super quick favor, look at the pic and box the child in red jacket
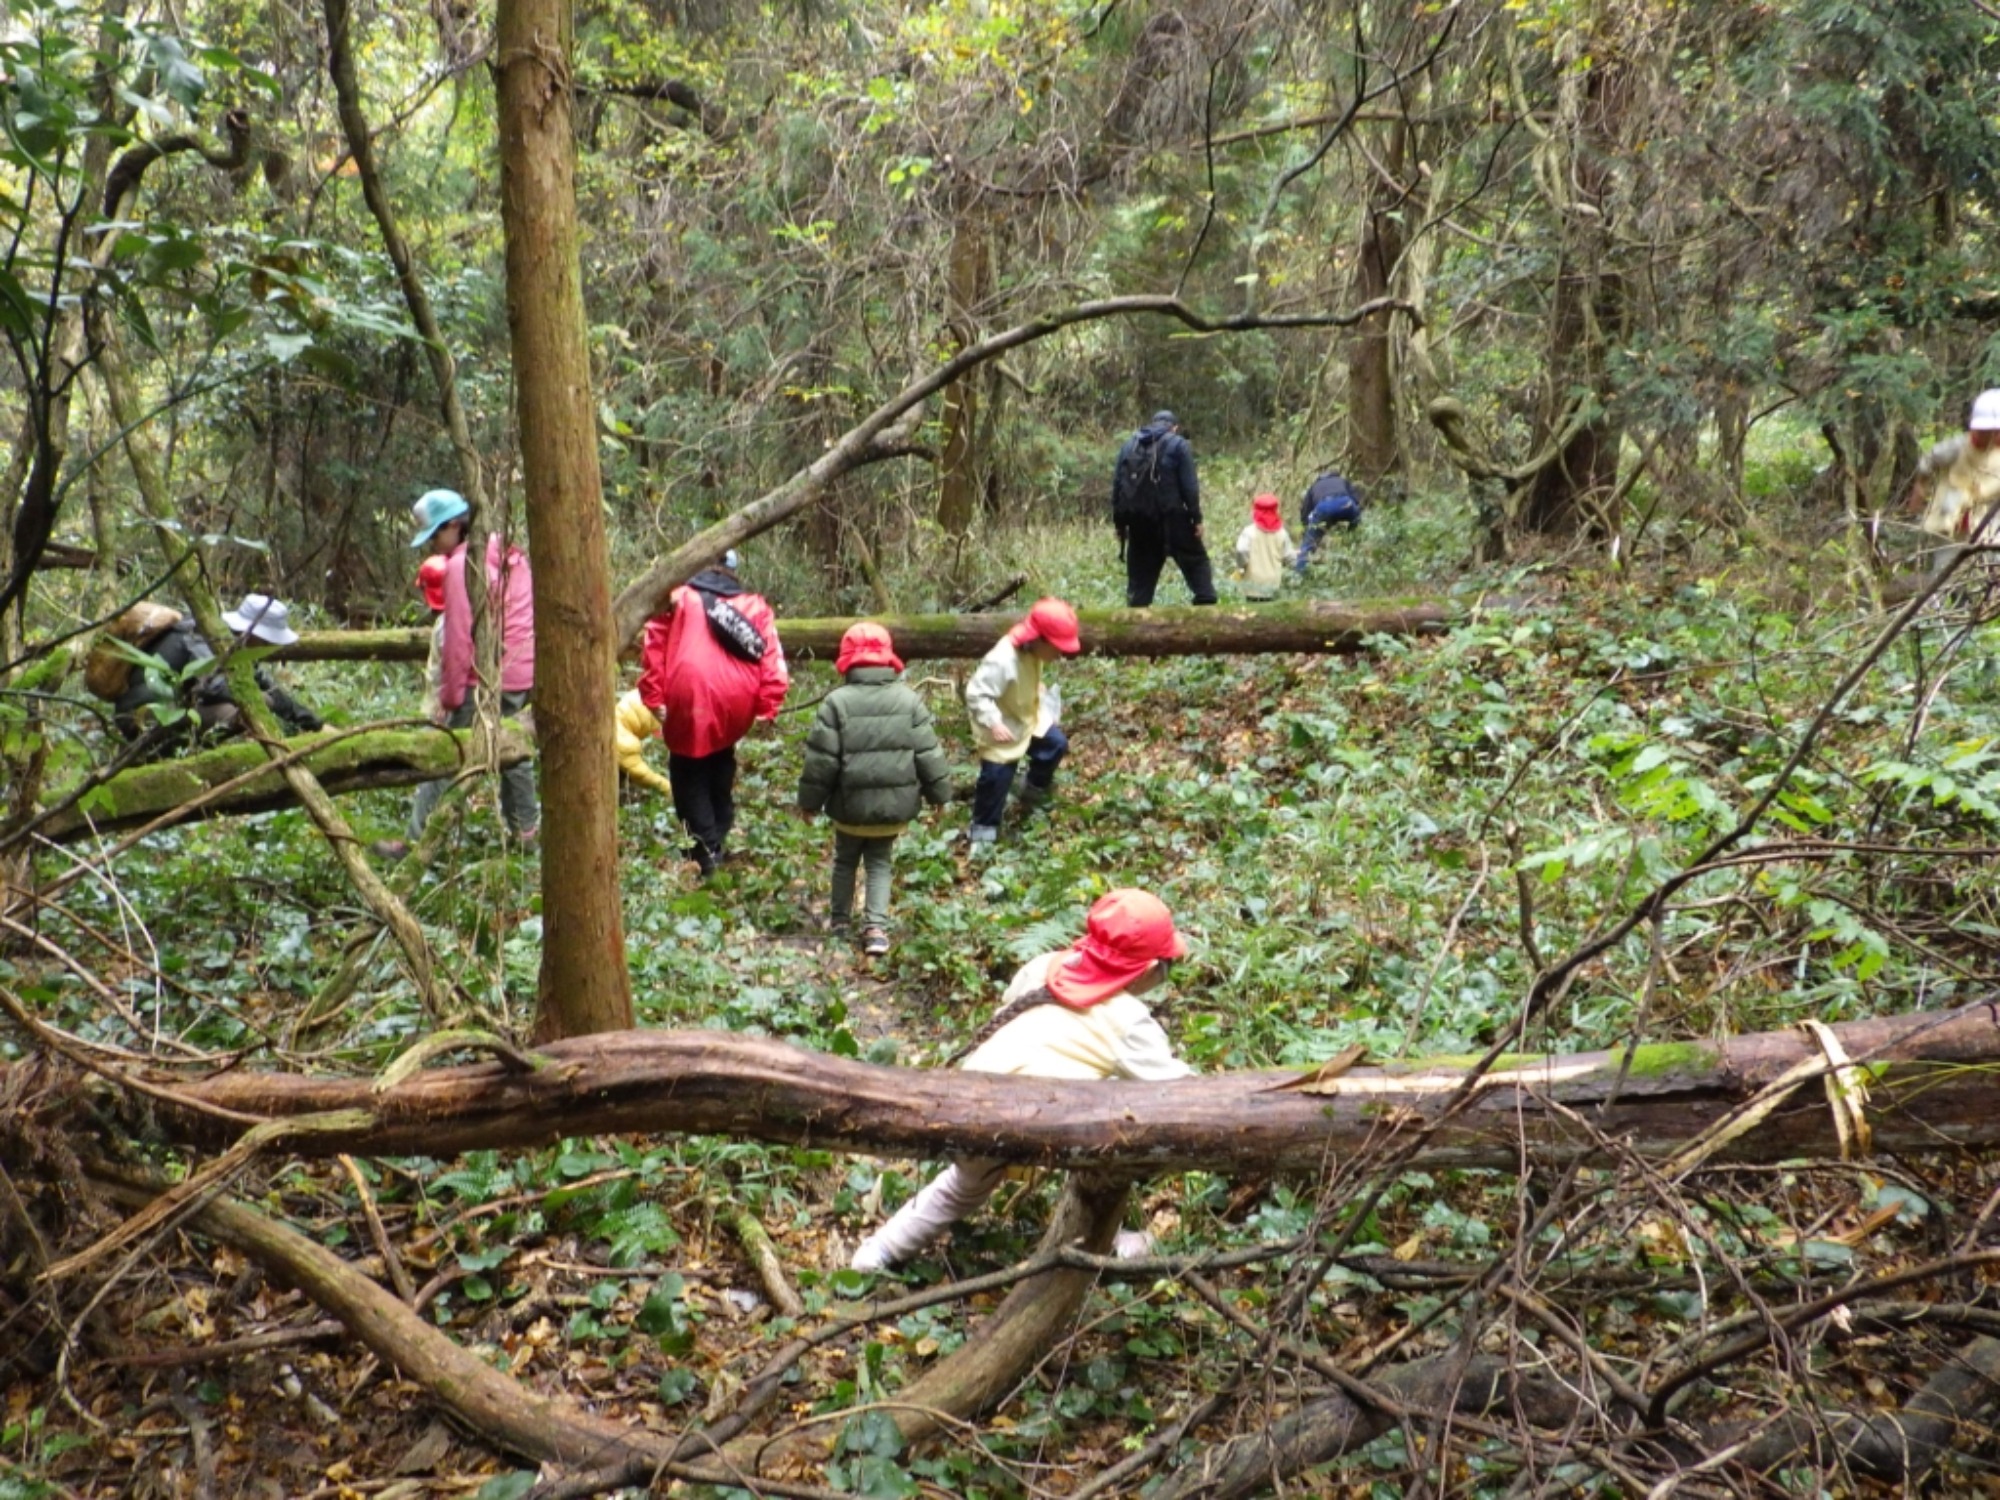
[637,551,789,874]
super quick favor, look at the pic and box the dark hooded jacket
[1111,421,1201,528]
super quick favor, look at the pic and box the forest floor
[9,509,2000,1497]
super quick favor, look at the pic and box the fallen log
[34,724,534,842]
[116,1002,2000,1173]
[275,598,1462,666]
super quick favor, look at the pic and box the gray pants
[831,831,897,929]
[410,690,537,838]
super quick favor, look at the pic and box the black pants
[668,746,737,869]
[1125,513,1217,606]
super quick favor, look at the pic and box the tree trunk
[1345,118,1408,488]
[101,1001,2000,1174]
[279,598,1460,667]
[935,195,992,561]
[1513,62,1627,547]
[496,0,633,1039]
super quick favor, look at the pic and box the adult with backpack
[638,549,790,876]
[1294,469,1365,574]
[91,595,322,750]
[1111,410,1218,607]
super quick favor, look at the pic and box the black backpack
[1114,429,1170,525]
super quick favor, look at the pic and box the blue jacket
[1300,472,1364,530]
[1112,423,1201,527]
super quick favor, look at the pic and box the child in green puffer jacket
[797,622,954,956]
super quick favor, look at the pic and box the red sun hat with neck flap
[1009,596,1082,655]
[1252,492,1283,532]
[1047,889,1189,1009]
[835,621,903,674]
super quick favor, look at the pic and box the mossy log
[277,598,1462,667]
[109,1001,2000,1173]
[36,725,534,842]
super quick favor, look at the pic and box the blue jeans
[971,725,1067,830]
[1296,497,1361,573]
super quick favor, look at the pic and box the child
[964,597,1081,845]
[613,687,672,797]
[850,888,1193,1271]
[416,551,449,727]
[1234,492,1297,601]
[797,622,952,956]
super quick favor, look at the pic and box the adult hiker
[850,888,1193,1272]
[1910,388,2000,549]
[637,549,790,876]
[216,593,324,735]
[1111,410,1217,607]
[94,595,322,747]
[406,488,540,846]
[796,621,953,957]
[1234,491,1297,601]
[964,596,1079,846]
[1294,469,1364,574]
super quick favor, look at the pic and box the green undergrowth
[10,500,2000,1496]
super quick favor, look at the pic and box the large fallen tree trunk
[276,599,1459,667]
[110,1001,2000,1172]
[34,724,534,842]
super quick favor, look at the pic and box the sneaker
[369,838,411,863]
[850,1237,893,1273]
[966,824,999,845]
[862,926,890,957]
[511,825,539,849]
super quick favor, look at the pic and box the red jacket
[637,573,789,758]
[440,536,535,711]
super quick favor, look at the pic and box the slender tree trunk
[1514,61,1626,546]
[1345,119,1408,487]
[936,193,991,558]
[496,0,633,1039]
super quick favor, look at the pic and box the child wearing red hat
[797,622,953,955]
[963,597,1081,846]
[1234,492,1297,601]
[415,553,449,726]
[851,889,1193,1271]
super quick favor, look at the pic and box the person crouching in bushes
[964,596,1081,846]
[1235,491,1297,601]
[850,888,1193,1271]
[796,622,952,957]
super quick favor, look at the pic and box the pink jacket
[636,576,788,758]
[440,536,535,711]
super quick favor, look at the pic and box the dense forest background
[6,0,2000,1496]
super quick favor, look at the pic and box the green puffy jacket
[797,667,953,830]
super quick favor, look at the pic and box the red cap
[1252,492,1282,532]
[1047,890,1188,1009]
[417,554,448,612]
[1010,597,1082,655]
[835,620,903,675]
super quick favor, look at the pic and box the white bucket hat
[1970,389,2000,431]
[223,593,301,647]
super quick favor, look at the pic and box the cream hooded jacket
[964,635,1060,766]
[961,952,1191,1081]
